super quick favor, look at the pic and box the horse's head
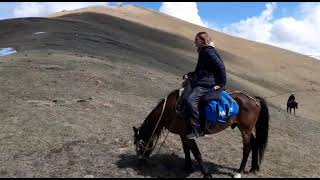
[133,98,168,160]
[133,126,156,160]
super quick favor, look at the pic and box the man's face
[194,36,203,48]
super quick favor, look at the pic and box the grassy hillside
[0,5,319,177]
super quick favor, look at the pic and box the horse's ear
[133,126,138,135]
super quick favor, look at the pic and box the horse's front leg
[294,108,296,116]
[185,138,212,178]
[180,136,194,174]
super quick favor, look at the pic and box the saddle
[203,91,240,123]
[176,88,240,126]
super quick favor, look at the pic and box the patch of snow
[0,47,17,57]
[33,32,47,35]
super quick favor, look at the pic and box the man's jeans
[180,81,211,122]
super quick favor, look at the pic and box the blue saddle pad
[205,91,240,123]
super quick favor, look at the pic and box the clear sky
[0,2,319,59]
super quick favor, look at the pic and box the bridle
[137,97,167,159]
[136,83,185,159]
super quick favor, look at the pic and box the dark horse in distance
[287,100,298,116]
[133,78,270,178]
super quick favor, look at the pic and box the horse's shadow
[115,153,237,178]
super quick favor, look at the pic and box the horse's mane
[139,89,180,142]
[140,98,167,139]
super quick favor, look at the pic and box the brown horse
[133,84,269,178]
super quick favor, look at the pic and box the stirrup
[186,132,198,139]
[186,127,204,139]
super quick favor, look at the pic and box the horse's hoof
[234,173,242,178]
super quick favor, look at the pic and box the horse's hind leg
[180,136,193,174]
[184,138,212,178]
[250,133,259,173]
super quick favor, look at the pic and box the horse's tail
[254,96,270,168]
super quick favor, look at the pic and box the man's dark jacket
[287,95,295,103]
[190,46,226,89]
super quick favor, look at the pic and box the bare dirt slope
[0,5,319,178]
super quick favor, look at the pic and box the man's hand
[183,74,189,80]
[213,85,220,90]
[183,72,194,80]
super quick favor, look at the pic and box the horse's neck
[143,89,180,136]
[143,98,168,137]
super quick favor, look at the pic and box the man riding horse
[133,31,270,178]
[287,93,298,115]
[180,31,226,139]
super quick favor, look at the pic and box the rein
[140,90,181,157]
[141,97,167,158]
[155,90,182,154]
[230,91,260,107]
